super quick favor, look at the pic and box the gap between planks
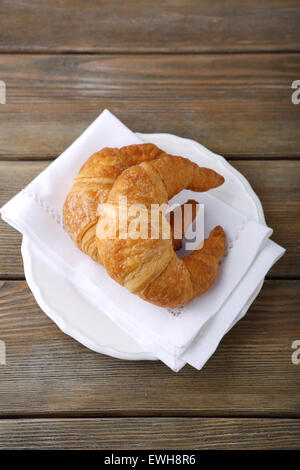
[0,411,300,420]
[1,49,300,55]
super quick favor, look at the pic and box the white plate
[21,133,266,361]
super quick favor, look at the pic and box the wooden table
[0,1,299,450]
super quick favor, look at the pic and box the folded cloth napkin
[1,109,285,371]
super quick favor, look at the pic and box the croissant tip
[205,168,225,189]
[211,225,225,236]
[215,173,225,187]
[208,225,226,256]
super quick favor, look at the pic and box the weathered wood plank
[0,54,299,159]
[233,160,299,278]
[0,280,299,417]
[0,0,299,53]
[0,160,297,278]
[0,418,299,449]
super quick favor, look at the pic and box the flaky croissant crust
[63,144,171,262]
[63,143,199,263]
[96,153,226,308]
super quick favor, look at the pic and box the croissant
[63,143,195,262]
[96,154,226,308]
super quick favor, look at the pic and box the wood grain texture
[0,0,300,53]
[0,280,299,417]
[0,0,299,449]
[0,53,299,159]
[0,160,297,278]
[0,418,299,449]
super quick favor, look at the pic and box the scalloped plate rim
[21,132,266,362]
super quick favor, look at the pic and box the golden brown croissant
[63,144,197,262]
[96,154,226,308]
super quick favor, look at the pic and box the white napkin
[1,109,285,371]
